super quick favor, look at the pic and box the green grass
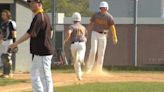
[52,65,74,73]
[105,66,164,71]
[0,79,29,86]
[55,82,164,92]
[25,82,164,92]
[52,65,164,73]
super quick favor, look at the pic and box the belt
[98,31,107,34]
[71,40,84,44]
[33,54,51,56]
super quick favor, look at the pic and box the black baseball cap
[27,0,42,3]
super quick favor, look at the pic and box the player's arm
[9,21,17,43]
[85,28,88,39]
[87,13,96,32]
[87,22,94,31]
[12,31,16,43]
[50,23,54,39]
[0,30,3,41]
[9,33,30,49]
[64,29,72,45]
[51,30,53,39]
[110,25,118,45]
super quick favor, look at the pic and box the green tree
[42,0,92,16]
[42,0,52,12]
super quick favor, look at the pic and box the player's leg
[0,43,3,68]
[75,42,86,80]
[78,42,86,64]
[31,55,44,92]
[0,40,11,77]
[86,31,98,73]
[71,43,81,80]
[1,53,12,78]
[2,40,13,77]
[0,42,4,77]
[74,61,82,80]
[95,34,107,72]
[0,41,6,76]
[7,40,13,77]
[38,55,53,92]
[70,43,77,63]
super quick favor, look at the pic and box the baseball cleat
[0,74,9,78]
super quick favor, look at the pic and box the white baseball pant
[87,31,107,72]
[70,42,86,79]
[31,55,53,92]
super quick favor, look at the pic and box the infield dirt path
[1,71,164,92]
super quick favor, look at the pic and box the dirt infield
[1,71,164,92]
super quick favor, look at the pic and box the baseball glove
[7,47,18,53]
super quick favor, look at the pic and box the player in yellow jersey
[86,1,118,73]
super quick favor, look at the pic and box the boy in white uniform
[64,12,87,80]
[86,1,118,73]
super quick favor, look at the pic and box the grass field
[1,66,164,92]
[53,66,164,92]
[52,65,164,72]
[0,78,28,86]
[55,82,164,92]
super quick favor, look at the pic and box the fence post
[134,0,139,66]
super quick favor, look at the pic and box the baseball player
[64,12,87,80]
[86,1,118,73]
[0,9,16,78]
[10,0,54,92]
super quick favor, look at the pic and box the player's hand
[113,37,118,45]
[9,43,18,49]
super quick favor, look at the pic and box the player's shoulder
[106,12,113,18]
[80,24,87,32]
[9,20,16,29]
[69,24,74,28]
[94,12,100,16]
[36,12,48,17]
[69,24,75,30]
[105,12,114,20]
[79,24,86,30]
[35,13,46,20]
[91,12,99,17]
[9,20,16,25]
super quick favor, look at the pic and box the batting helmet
[72,12,81,22]
[99,1,109,10]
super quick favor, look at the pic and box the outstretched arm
[9,33,31,49]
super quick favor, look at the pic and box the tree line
[42,0,93,16]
